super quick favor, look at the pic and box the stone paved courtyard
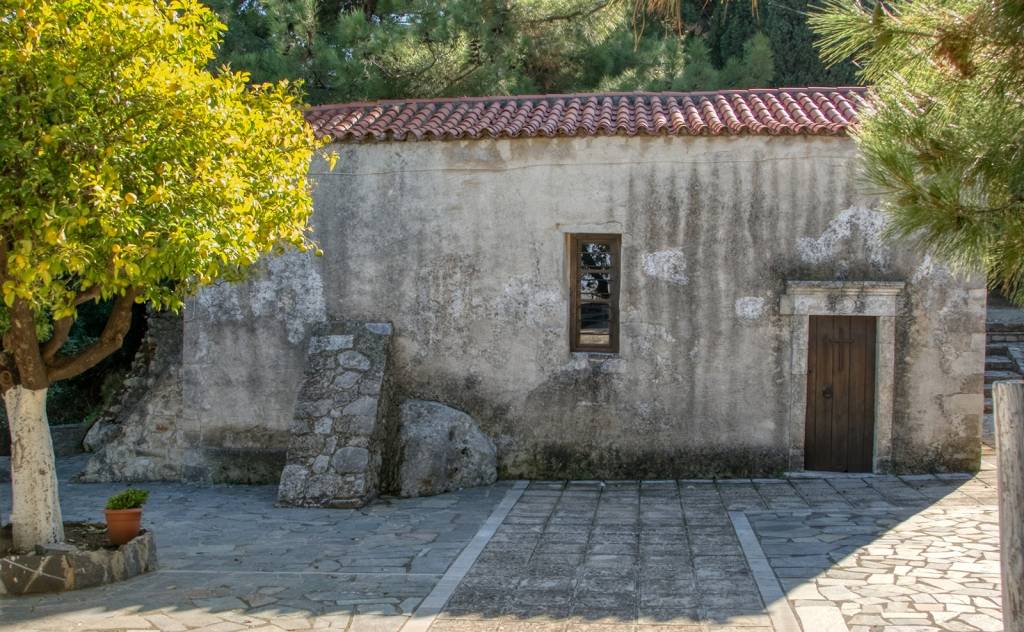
[0,450,1003,632]
[0,456,513,632]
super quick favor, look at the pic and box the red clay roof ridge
[304,86,871,142]
[306,86,870,111]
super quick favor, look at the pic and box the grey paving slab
[0,447,1002,632]
[0,455,511,632]
[744,450,1002,632]
[433,480,768,631]
[427,448,1001,632]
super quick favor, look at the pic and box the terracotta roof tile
[305,87,869,143]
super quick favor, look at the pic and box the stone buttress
[276,321,398,508]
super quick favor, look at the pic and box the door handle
[822,385,833,399]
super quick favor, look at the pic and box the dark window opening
[569,234,620,353]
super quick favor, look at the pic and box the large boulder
[397,400,496,497]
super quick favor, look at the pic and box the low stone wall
[51,422,88,457]
[0,530,157,595]
[0,422,87,458]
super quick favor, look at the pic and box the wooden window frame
[568,233,621,353]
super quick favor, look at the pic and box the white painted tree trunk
[4,386,63,552]
[995,380,1024,632]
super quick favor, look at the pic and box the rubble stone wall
[277,322,398,508]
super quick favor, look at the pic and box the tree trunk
[4,385,63,552]
[995,380,1024,632]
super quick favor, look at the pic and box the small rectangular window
[569,234,620,353]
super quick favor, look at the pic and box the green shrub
[105,489,149,510]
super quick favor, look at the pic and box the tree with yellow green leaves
[0,0,325,551]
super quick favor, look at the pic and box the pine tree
[703,0,857,88]
[206,0,848,102]
[719,32,774,88]
[207,0,694,103]
[812,1,1024,301]
[673,37,719,91]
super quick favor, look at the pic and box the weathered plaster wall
[94,134,984,481]
[301,135,983,476]
[81,253,326,484]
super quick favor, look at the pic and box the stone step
[987,332,1024,343]
[986,355,1014,371]
[985,369,1022,384]
[987,343,1009,356]
[986,319,1024,333]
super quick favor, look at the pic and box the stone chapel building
[82,88,986,496]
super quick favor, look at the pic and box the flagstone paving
[0,455,513,632]
[0,450,1004,632]
[752,506,1001,632]
[430,450,1001,632]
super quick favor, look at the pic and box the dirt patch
[64,522,115,550]
[1,522,130,553]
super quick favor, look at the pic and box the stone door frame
[780,280,904,473]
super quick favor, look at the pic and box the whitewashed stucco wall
[99,134,986,481]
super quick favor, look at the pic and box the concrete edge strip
[402,480,528,632]
[728,511,803,632]
[158,569,445,578]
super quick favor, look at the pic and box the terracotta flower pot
[104,508,142,546]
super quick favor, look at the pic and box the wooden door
[805,316,876,472]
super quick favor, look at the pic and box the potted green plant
[104,488,149,545]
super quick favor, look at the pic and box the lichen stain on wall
[495,277,563,329]
[734,296,766,321]
[796,205,889,272]
[641,248,689,285]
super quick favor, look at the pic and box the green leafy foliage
[105,488,149,510]
[1,0,322,319]
[811,1,1024,302]
[0,0,325,387]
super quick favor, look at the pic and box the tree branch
[434,61,483,97]
[37,286,101,366]
[521,0,613,25]
[75,286,101,306]
[39,317,73,365]
[45,288,137,384]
